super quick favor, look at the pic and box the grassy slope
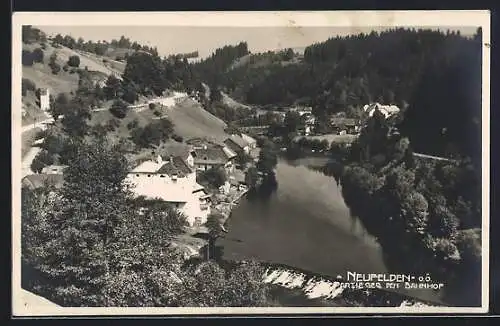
[159,98,228,143]
[21,42,122,126]
[22,42,119,95]
[89,97,229,151]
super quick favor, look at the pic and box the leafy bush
[153,110,162,117]
[126,119,139,130]
[172,134,183,142]
[130,119,174,148]
[32,48,44,63]
[200,167,227,188]
[67,55,80,67]
[50,63,61,75]
[63,64,69,72]
[106,118,121,132]
[121,83,139,104]
[22,50,34,66]
[109,99,129,119]
[22,78,36,96]
[30,150,54,173]
[149,103,156,110]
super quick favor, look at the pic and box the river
[219,157,449,306]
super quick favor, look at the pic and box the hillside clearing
[143,97,229,143]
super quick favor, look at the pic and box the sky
[38,26,478,59]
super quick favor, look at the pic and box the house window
[136,174,139,177]
[147,174,151,177]
[160,175,165,178]
[194,217,202,227]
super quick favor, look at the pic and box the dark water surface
[219,157,448,305]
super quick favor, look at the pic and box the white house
[39,88,50,111]
[363,103,400,119]
[126,155,211,227]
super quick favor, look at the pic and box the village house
[190,143,237,173]
[126,155,211,227]
[224,133,257,155]
[363,103,401,119]
[39,88,50,111]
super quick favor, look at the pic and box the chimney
[157,155,162,165]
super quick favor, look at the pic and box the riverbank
[262,264,442,307]
[212,187,249,226]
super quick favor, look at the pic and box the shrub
[121,84,139,104]
[30,150,54,173]
[22,78,36,96]
[67,55,80,67]
[22,50,34,66]
[32,48,44,63]
[63,64,69,72]
[200,167,227,188]
[109,99,129,119]
[51,63,61,75]
[172,134,183,142]
[106,118,121,132]
[126,119,139,130]
[149,103,156,110]
[40,43,47,49]
[153,110,162,117]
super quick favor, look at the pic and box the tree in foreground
[109,99,130,119]
[205,213,225,260]
[22,137,132,306]
[177,260,271,307]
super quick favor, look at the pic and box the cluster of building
[22,133,258,228]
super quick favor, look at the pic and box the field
[154,98,228,143]
[21,42,122,127]
[294,133,359,145]
[22,42,119,94]
[88,97,229,151]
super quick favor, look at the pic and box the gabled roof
[225,134,249,149]
[156,156,193,177]
[156,142,193,160]
[241,133,256,145]
[22,174,64,190]
[131,161,162,173]
[222,146,237,159]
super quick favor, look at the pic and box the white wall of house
[40,90,50,111]
[126,168,209,226]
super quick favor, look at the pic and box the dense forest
[189,28,482,161]
[51,33,159,58]
[335,110,482,306]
